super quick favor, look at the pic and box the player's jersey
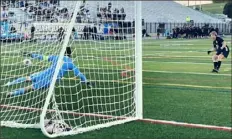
[47,55,80,79]
[213,36,227,51]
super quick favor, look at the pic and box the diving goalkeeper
[5,51,92,97]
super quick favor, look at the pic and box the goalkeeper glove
[22,51,32,57]
[207,51,212,55]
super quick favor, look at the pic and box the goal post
[0,1,142,138]
[39,1,82,137]
[135,1,143,119]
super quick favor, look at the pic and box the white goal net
[0,0,142,137]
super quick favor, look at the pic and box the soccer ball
[23,59,32,66]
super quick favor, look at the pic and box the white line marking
[143,70,231,76]
[139,119,232,132]
[143,61,231,66]
[0,105,231,132]
[143,55,219,58]
[156,83,231,90]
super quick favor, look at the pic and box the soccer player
[5,51,92,97]
[207,31,230,73]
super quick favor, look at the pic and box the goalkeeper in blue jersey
[5,50,92,97]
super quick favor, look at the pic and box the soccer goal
[0,1,142,138]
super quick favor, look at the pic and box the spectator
[209,26,215,33]
[11,0,16,7]
[83,26,88,40]
[108,2,112,11]
[10,26,16,33]
[30,24,35,41]
[58,27,65,42]
[170,24,217,39]
[93,25,98,40]
[157,27,161,39]
[1,6,8,21]
[215,27,219,35]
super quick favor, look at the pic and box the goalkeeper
[5,50,92,97]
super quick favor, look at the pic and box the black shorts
[216,47,230,58]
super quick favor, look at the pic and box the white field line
[1,55,215,58]
[0,68,231,78]
[143,70,231,76]
[1,73,231,90]
[155,83,232,90]
[143,61,232,66]
[0,105,231,132]
[139,119,232,132]
[143,40,204,43]
[144,51,206,53]
[143,55,218,58]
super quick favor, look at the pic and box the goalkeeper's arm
[73,65,87,83]
[72,65,92,88]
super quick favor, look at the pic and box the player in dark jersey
[207,31,230,73]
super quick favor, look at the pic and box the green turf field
[192,3,226,14]
[1,37,231,138]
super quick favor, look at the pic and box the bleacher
[85,1,225,23]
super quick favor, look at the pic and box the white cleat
[6,92,13,98]
[3,82,11,87]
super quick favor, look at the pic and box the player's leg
[217,48,230,71]
[217,53,227,71]
[4,76,31,86]
[7,73,52,97]
[211,54,219,73]
[7,85,33,97]
[65,47,72,57]
[217,55,224,71]
[22,52,44,60]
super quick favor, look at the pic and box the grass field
[193,2,226,14]
[0,37,231,138]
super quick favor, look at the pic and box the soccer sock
[79,73,87,83]
[213,62,218,69]
[11,88,25,96]
[217,61,222,70]
[8,77,27,86]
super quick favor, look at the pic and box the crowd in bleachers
[96,2,126,23]
[171,24,219,39]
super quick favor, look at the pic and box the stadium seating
[85,1,224,23]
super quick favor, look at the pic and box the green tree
[223,2,232,18]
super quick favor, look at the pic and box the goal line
[1,105,231,132]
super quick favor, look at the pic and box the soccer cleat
[86,82,92,88]
[22,51,32,57]
[3,82,11,87]
[6,92,13,98]
[211,69,218,73]
[207,51,211,55]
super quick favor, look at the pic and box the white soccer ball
[23,59,32,66]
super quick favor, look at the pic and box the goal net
[0,0,142,137]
